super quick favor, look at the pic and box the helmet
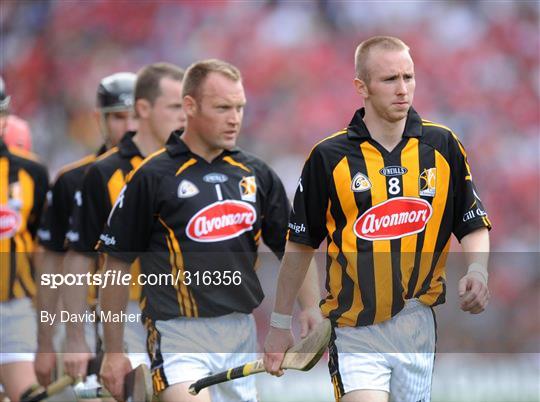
[0,76,10,112]
[96,72,136,113]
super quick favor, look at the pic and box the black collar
[347,107,423,140]
[166,129,240,157]
[118,131,143,158]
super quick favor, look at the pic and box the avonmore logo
[186,200,257,243]
[354,197,432,241]
[0,207,21,239]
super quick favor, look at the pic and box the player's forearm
[297,258,321,310]
[461,228,490,280]
[34,248,63,349]
[273,242,316,315]
[100,254,130,352]
[62,249,94,338]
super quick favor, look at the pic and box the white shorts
[0,298,37,365]
[329,299,436,402]
[124,300,150,368]
[149,312,258,402]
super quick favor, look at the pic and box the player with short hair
[0,77,49,399]
[264,36,491,402]
[60,62,186,381]
[98,58,322,402]
[34,72,138,386]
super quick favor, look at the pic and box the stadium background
[2,1,538,401]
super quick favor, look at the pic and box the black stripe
[407,143,435,298]
[349,151,376,326]
[146,318,169,393]
[416,183,453,299]
[327,326,345,401]
[9,241,17,299]
[164,233,186,316]
[383,149,406,316]
[325,169,353,323]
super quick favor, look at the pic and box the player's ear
[183,95,198,117]
[354,77,369,98]
[135,98,151,120]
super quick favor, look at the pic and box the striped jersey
[38,145,107,251]
[0,139,48,302]
[69,132,143,301]
[288,107,492,327]
[99,131,290,320]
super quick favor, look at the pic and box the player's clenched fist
[458,271,490,314]
[100,353,132,401]
[263,327,294,376]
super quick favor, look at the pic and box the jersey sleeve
[259,165,290,260]
[38,173,71,251]
[27,163,49,239]
[97,168,157,263]
[69,165,110,252]
[288,145,329,248]
[449,134,492,241]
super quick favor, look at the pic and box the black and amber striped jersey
[69,132,143,301]
[99,131,290,320]
[37,145,107,252]
[288,107,492,328]
[0,139,48,302]
[69,132,142,253]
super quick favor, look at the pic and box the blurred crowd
[1,0,538,352]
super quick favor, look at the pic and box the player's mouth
[393,101,409,107]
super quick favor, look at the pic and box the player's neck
[132,125,164,157]
[181,128,223,163]
[363,111,406,152]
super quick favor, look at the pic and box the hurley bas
[40,310,141,326]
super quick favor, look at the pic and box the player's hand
[263,327,294,376]
[458,271,489,314]
[100,353,132,402]
[298,306,324,338]
[63,337,92,380]
[34,347,57,386]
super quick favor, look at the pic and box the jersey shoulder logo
[351,172,371,192]
[419,168,436,197]
[354,197,432,241]
[178,180,199,199]
[239,176,257,202]
[186,200,257,242]
[0,206,21,239]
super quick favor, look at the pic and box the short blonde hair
[354,36,410,82]
[182,59,242,101]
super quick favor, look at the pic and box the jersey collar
[166,130,241,157]
[118,131,143,158]
[347,107,423,140]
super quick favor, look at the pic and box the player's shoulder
[420,118,463,146]
[125,147,171,183]
[55,153,96,181]
[88,146,125,176]
[225,148,271,173]
[7,146,48,176]
[313,128,349,150]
